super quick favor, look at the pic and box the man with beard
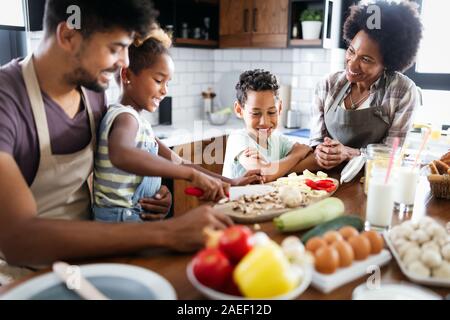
[0,0,232,282]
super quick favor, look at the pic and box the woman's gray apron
[324,81,390,149]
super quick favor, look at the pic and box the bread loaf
[434,160,450,175]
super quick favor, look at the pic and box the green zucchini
[274,197,345,232]
[300,215,364,244]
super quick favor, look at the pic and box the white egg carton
[311,249,392,294]
[384,231,450,288]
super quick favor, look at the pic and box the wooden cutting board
[214,178,339,224]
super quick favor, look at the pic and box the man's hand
[314,137,351,169]
[138,185,172,220]
[164,205,234,252]
[230,169,264,186]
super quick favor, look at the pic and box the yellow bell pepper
[233,241,299,298]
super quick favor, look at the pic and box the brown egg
[362,230,384,254]
[323,231,343,244]
[315,246,340,274]
[305,237,327,253]
[339,226,359,240]
[332,240,354,267]
[348,235,371,260]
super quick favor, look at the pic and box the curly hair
[343,1,423,72]
[128,24,172,75]
[44,0,157,39]
[235,69,280,106]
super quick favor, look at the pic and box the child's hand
[230,169,264,186]
[138,185,172,220]
[243,148,269,165]
[190,171,230,202]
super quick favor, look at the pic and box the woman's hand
[314,137,358,169]
[230,169,264,186]
[138,185,172,220]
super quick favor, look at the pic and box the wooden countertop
[1,175,449,299]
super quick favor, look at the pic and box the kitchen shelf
[174,38,219,48]
[289,38,322,47]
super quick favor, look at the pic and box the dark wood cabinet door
[251,0,289,48]
[173,136,227,216]
[219,0,252,47]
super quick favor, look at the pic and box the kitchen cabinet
[172,135,227,216]
[219,0,289,48]
[153,0,220,48]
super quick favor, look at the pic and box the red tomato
[218,226,253,263]
[221,277,242,296]
[192,248,233,290]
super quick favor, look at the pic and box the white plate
[0,263,176,300]
[186,262,312,300]
[352,283,442,300]
[311,249,392,294]
[384,231,450,288]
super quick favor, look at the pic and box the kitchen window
[405,0,450,127]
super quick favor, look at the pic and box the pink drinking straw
[412,128,431,170]
[384,137,400,184]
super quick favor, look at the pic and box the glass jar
[364,144,400,195]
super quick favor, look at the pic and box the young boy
[223,69,314,182]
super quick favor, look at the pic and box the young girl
[93,27,260,222]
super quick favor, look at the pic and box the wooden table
[1,175,449,299]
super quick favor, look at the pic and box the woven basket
[428,174,450,199]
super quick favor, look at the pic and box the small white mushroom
[398,224,415,240]
[407,260,431,277]
[279,186,303,208]
[441,243,450,261]
[420,249,443,268]
[398,242,419,259]
[432,261,450,280]
[409,229,430,244]
[402,246,421,265]
[421,240,440,253]
[418,216,435,229]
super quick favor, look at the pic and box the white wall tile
[261,49,282,61]
[194,49,210,60]
[223,49,241,61]
[251,62,272,71]
[312,62,331,76]
[174,61,188,72]
[282,49,294,62]
[293,62,311,75]
[232,62,249,71]
[194,73,208,84]
[213,49,223,61]
[187,61,202,72]
[178,48,195,60]
[169,48,179,59]
[215,61,233,72]
[180,73,194,84]
[291,88,313,103]
[201,61,214,72]
[272,62,292,75]
[241,49,261,61]
[298,76,322,89]
[296,49,326,62]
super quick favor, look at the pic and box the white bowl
[1,263,176,300]
[207,112,230,126]
[186,262,312,300]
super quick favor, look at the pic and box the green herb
[300,9,323,22]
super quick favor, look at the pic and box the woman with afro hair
[310,0,423,169]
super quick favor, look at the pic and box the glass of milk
[365,168,395,231]
[394,161,420,213]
